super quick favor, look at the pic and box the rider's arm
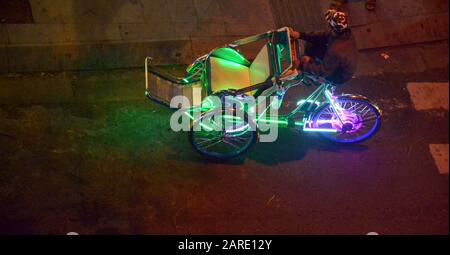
[299,31,332,44]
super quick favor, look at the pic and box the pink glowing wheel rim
[312,98,380,143]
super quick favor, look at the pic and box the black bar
[0,235,448,254]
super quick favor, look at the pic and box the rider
[295,9,357,85]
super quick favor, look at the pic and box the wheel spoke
[221,139,242,149]
[352,115,378,125]
[196,136,220,146]
[200,139,223,149]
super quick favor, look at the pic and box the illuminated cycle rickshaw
[146,27,382,159]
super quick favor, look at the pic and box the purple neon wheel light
[312,98,380,143]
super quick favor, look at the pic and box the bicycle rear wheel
[189,109,257,159]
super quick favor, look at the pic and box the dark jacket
[299,29,357,84]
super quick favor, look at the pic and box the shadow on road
[246,128,368,165]
[168,127,368,166]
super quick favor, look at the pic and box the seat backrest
[209,57,250,93]
[249,44,271,85]
[207,45,273,94]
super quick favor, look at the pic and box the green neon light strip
[201,98,215,109]
[257,118,304,126]
[223,115,242,120]
[324,90,345,125]
[200,123,214,131]
[276,44,282,73]
[297,99,320,106]
[184,111,194,120]
[185,112,304,129]
[257,118,287,125]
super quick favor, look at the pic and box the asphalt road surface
[0,68,448,234]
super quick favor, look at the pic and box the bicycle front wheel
[311,97,382,143]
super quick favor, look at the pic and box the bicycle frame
[146,27,381,159]
[252,78,342,133]
[185,76,346,134]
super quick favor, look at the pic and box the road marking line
[429,144,449,174]
[406,82,449,111]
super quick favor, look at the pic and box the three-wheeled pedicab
[145,27,382,159]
